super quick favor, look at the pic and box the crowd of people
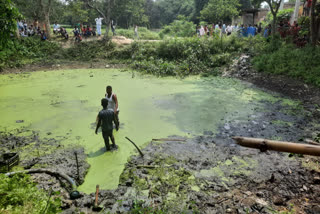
[196,20,304,44]
[196,23,272,38]
[17,20,48,41]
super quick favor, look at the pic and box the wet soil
[0,130,90,209]
[66,85,320,213]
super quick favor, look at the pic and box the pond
[0,69,295,193]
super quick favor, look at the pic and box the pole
[233,136,320,156]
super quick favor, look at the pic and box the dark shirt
[98,109,114,132]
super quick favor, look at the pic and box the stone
[273,196,286,206]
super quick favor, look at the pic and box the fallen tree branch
[232,136,320,156]
[125,137,144,158]
[137,165,157,169]
[5,168,78,193]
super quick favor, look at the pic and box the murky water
[0,69,296,193]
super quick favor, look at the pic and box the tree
[39,0,53,38]
[63,1,88,26]
[154,0,194,26]
[251,0,264,8]
[265,0,283,35]
[192,0,209,23]
[86,0,114,39]
[200,0,240,23]
[113,0,149,28]
[0,0,22,47]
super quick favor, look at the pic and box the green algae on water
[0,68,300,193]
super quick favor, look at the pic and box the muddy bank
[68,93,320,213]
[225,54,320,118]
[0,130,90,209]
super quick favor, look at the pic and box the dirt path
[55,35,158,48]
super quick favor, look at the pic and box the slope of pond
[0,69,300,193]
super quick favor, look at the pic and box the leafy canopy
[200,0,240,23]
[0,0,22,47]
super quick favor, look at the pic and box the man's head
[106,85,112,95]
[101,98,108,108]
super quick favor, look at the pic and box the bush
[252,43,320,87]
[159,17,195,38]
[0,174,61,214]
[111,36,245,77]
[60,39,115,61]
[116,27,160,40]
[264,8,294,24]
[0,37,60,70]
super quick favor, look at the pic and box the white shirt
[95,18,103,25]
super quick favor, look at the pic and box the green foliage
[298,16,310,36]
[0,174,61,214]
[62,1,88,25]
[0,0,23,47]
[0,37,60,70]
[159,16,195,38]
[154,0,195,26]
[113,36,244,77]
[116,27,160,40]
[130,200,167,213]
[200,0,240,23]
[114,0,149,28]
[252,42,320,87]
[192,0,209,23]
[264,8,294,24]
[61,40,115,61]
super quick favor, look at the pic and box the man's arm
[95,115,101,134]
[113,94,118,114]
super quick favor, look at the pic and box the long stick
[125,137,144,158]
[233,136,320,156]
[74,151,80,182]
[5,168,77,190]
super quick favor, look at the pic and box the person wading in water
[95,98,118,151]
[105,85,120,129]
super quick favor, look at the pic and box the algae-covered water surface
[0,69,295,193]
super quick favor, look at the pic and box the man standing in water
[95,98,117,151]
[105,85,120,129]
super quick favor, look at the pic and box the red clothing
[307,0,312,8]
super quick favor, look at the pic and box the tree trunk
[39,0,52,39]
[44,13,51,39]
[272,13,277,35]
[310,0,318,46]
[291,0,301,25]
[104,0,111,39]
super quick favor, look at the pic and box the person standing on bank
[95,17,103,36]
[105,86,120,129]
[96,99,118,151]
[134,25,139,39]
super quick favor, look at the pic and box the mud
[0,130,90,208]
[65,91,320,213]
